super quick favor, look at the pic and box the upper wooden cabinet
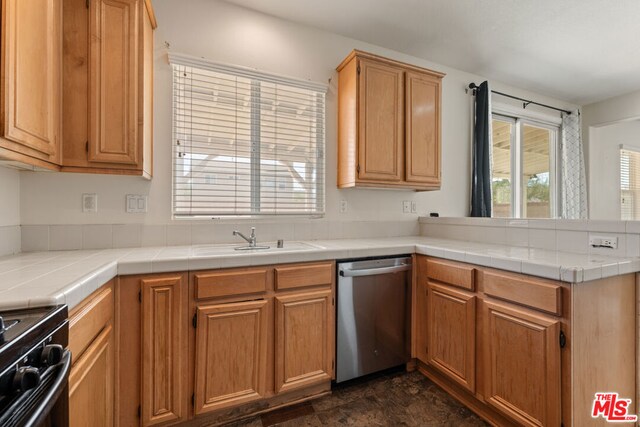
[0,0,62,169]
[62,0,155,176]
[337,50,444,190]
[405,71,441,186]
[356,59,404,182]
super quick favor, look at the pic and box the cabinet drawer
[195,268,268,300]
[69,282,114,364]
[427,258,475,291]
[482,270,562,316]
[274,263,333,290]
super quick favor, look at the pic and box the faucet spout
[233,227,257,247]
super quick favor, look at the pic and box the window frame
[619,145,640,220]
[491,112,560,219]
[169,53,327,219]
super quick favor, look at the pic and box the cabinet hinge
[331,360,334,370]
[137,405,141,418]
[191,393,195,407]
[356,164,360,173]
[559,330,566,349]
[85,141,89,152]
[192,312,197,329]
[357,64,361,74]
[138,290,141,303]
[332,297,335,306]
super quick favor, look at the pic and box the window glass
[491,118,513,217]
[522,124,551,218]
[172,63,325,217]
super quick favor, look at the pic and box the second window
[491,114,559,219]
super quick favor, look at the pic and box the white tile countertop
[0,236,639,311]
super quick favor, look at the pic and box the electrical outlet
[339,199,348,213]
[402,201,411,213]
[589,235,618,249]
[411,201,417,213]
[126,195,148,213]
[82,193,97,213]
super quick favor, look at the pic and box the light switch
[126,195,148,213]
[402,201,411,213]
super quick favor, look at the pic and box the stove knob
[41,344,64,366]
[13,367,40,392]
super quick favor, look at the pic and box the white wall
[18,0,576,228]
[582,89,640,219]
[588,120,640,220]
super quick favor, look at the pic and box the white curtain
[560,110,588,219]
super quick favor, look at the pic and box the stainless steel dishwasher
[336,256,412,383]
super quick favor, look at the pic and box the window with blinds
[171,54,326,217]
[620,147,640,220]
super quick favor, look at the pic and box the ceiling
[223,0,640,105]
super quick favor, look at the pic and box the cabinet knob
[41,344,64,366]
[13,367,40,392]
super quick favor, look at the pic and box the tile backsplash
[21,220,419,252]
[419,217,640,258]
[0,225,21,256]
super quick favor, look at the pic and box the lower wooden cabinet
[194,300,269,415]
[427,282,476,393]
[275,290,333,393]
[481,299,561,427]
[68,281,115,427]
[415,256,567,426]
[141,274,188,426]
[114,262,334,426]
[69,325,114,427]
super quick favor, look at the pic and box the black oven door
[0,350,70,427]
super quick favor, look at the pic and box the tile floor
[227,370,488,426]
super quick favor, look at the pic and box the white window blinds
[620,147,640,220]
[170,54,326,217]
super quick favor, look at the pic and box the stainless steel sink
[192,241,325,257]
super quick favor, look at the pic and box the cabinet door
[194,300,268,415]
[275,290,333,393]
[141,275,187,426]
[69,325,114,427]
[427,282,476,392]
[88,0,140,165]
[1,0,61,160]
[357,58,404,182]
[414,256,428,363]
[405,71,440,185]
[482,299,561,427]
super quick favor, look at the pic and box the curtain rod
[468,83,572,115]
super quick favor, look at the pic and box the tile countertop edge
[1,237,639,312]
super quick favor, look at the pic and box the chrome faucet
[233,227,257,248]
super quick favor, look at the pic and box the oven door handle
[339,263,411,277]
[24,349,71,427]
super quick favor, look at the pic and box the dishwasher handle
[339,263,411,277]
